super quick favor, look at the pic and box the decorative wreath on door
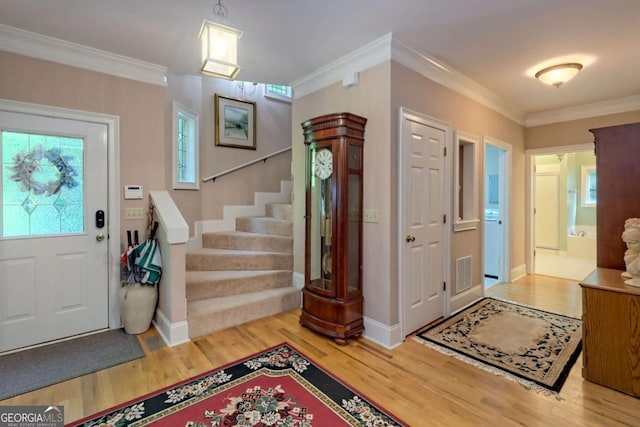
[8,145,79,196]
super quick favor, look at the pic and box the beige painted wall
[199,81,293,220]
[293,61,526,327]
[390,62,526,301]
[0,51,293,243]
[0,51,165,247]
[165,76,292,231]
[292,63,393,324]
[526,110,640,149]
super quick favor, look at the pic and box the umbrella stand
[119,222,161,334]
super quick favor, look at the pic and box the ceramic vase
[118,282,158,334]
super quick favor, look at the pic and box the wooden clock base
[300,289,364,345]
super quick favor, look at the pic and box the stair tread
[189,248,290,256]
[239,216,291,222]
[205,230,291,238]
[188,287,300,314]
[186,269,290,281]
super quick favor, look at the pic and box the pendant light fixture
[199,0,243,80]
[535,63,583,88]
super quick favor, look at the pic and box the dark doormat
[0,329,144,400]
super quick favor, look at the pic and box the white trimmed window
[581,165,596,207]
[264,84,292,102]
[173,101,199,190]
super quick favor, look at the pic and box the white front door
[401,111,446,335]
[0,111,109,352]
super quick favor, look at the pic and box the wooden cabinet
[300,113,366,344]
[583,123,640,396]
[579,268,640,397]
[590,123,640,269]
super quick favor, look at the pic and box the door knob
[96,233,105,242]
[406,235,416,242]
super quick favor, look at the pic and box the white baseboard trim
[362,316,402,349]
[450,284,483,313]
[153,309,190,347]
[292,272,304,290]
[511,264,527,282]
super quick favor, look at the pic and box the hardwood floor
[3,275,639,426]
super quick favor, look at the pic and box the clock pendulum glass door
[320,175,332,280]
[310,147,333,291]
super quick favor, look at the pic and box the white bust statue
[621,218,640,287]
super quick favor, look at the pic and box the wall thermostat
[124,185,143,200]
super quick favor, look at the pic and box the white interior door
[483,140,511,287]
[0,111,109,352]
[535,173,560,249]
[401,112,446,335]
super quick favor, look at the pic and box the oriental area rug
[415,297,582,395]
[68,343,407,427]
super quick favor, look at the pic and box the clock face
[314,149,333,179]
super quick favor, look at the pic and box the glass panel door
[2,131,84,238]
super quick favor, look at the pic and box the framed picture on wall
[214,94,256,149]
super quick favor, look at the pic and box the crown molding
[291,33,392,99]
[390,36,525,125]
[0,24,167,86]
[524,94,640,127]
[291,33,525,125]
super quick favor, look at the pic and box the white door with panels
[535,171,560,249]
[400,111,446,335]
[0,111,109,353]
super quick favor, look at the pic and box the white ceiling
[1,0,639,117]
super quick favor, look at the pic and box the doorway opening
[530,147,596,281]
[483,138,511,289]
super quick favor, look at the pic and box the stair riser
[236,217,292,237]
[186,253,292,271]
[188,291,300,338]
[266,203,293,221]
[203,233,292,253]
[187,271,292,301]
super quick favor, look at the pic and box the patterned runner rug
[68,343,407,426]
[414,297,582,395]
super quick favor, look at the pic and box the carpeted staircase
[186,203,300,338]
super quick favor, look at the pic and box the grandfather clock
[300,112,366,344]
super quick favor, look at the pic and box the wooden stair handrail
[202,147,292,183]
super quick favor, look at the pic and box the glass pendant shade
[535,63,583,88]
[199,20,242,80]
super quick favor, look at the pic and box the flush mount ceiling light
[535,63,583,88]
[199,0,243,80]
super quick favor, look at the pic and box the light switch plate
[125,208,145,220]
[363,209,379,223]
